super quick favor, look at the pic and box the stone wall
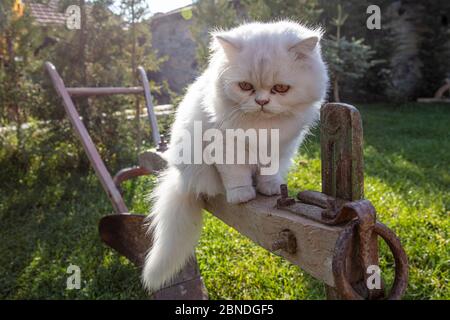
[150,6,199,103]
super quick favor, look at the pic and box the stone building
[149,1,246,103]
[149,5,199,102]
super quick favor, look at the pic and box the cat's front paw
[226,186,256,204]
[256,176,284,196]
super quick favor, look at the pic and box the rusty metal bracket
[333,220,409,300]
[113,166,151,194]
[157,134,168,152]
[271,229,297,254]
[278,187,373,227]
[277,184,408,300]
[297,190,357,224]
[276,184,296,207]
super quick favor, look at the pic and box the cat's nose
[255,98,270,107]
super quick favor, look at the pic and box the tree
[0,0,45,150]
[411,1,450,98]
[39,0,162,168]
[120,0,150,152]
[243,0,322,24]
[323,4,382,102]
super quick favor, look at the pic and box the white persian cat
[142,21,329,291]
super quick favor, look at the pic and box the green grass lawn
[0,103,448,299]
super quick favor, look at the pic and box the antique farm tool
[46,60,408,299]
[45,62,207,299]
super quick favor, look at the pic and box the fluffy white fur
[142,21,329,292]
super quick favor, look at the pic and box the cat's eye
[272,84,290,93]
[238,82,254,91]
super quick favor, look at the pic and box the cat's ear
[289,36,319,59]
[215,34,241,58]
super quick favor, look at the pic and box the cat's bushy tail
[142,167,203,292]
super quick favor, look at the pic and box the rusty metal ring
[332,220,408,300]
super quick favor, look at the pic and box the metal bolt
[271,230,297,254]
[280,184,289,198]
[157,134,168,152]
[272,238,287,251]
[277,184,296,207]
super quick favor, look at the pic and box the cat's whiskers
[217,102,243,129]
[217,66,234,84]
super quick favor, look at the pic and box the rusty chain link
[277,186,409,300]
[332,220,409,300]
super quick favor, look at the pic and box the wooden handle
[67,87,144,97]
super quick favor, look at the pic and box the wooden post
[45,62,128,214]
[321,103,364,201]
[321,103,381,299]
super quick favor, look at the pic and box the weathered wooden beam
[67,86,144,97]
[321,103,364,201]
[204,194,344,287]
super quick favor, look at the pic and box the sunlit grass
[0,103,448,299]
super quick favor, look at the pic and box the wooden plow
[45,61,408,300]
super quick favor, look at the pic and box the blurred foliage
[0,0,164,173]
[119,0,155,152]
[415,2,450,98]
[190,0,383,102]
[190,0,240,70]
[243,0,322,23]
[189,0,449,102]
[323,4,383,102]
[0,0,45,151]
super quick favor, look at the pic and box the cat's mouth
[258,108,281,118]
[261,106,285,115]
[240,106,282,117]
[243,108,273,115]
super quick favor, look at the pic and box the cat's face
[213,22,328,118]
